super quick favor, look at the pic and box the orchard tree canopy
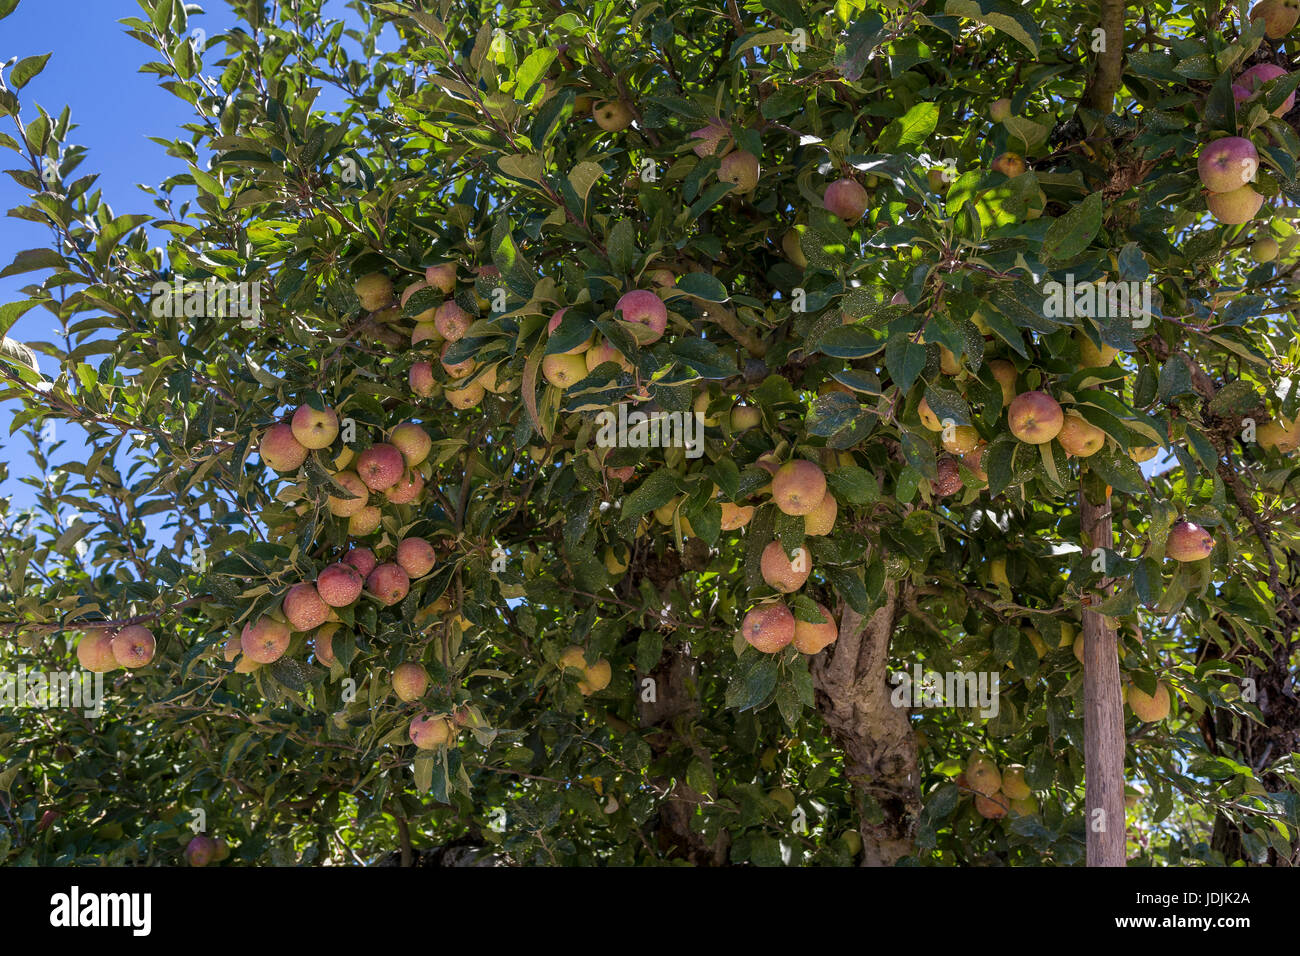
[0,0,1299,868]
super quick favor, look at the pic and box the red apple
[367,563,410,605]
[615,290,668,344]
[259,422,308,473]
[317,563,363,607]
[823,178,869,221]
[283,582,330,631]
[241,617,291,664]
[741,603,795,653]
[343,547,377,577]
[110,625,156,668]
[1167,521,1214,562]
[1198,137,1259,193]
[396,537,437,578]
[356,443,405,491]
[1008,390,1064,444]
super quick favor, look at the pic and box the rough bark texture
[810,582,920,866]
[1080,487,1126,867]
[1082,0,1127,114]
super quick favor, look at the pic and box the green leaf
[675,272,729,302]
[513,49,556,98]
[621,468,679,527]
[943,0,1040,55]
[10,53,51,91]
[877,102,939,152]
[1041,191,1103,261]
[0,248,65,280]
[0,0,20,21]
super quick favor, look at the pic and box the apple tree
[0,0,1298,866]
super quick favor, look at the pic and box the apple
[409,714,457,749]
[761,540,811,592]
[718,150,760,193]
[401,279,435,322]
[347,506,381,536]
[186,835,217,867]
[541,353,588,388]
[344,548,377,577]
[367,562,411,605]
[720,502,755,530]
[966,752,1001,796]
[782,228,808,267]
[963,442,989,482]
[110,625,155,668]
[440,341,477,379]
[586,339,632,373]
[1258,418,1299,452]
[942,425,981,455]
[1008,390,1064,444]
[313,623,338,667]
[593,100,634,131]
[792,604,838,654]
[384,470,424,504]
[1057,413,1105,457]
[77,630,118,672]
[988,359,1018,405]
[425,263,457,293]
[578,659,611,695]
[918,398,943,431]
[1001,765,1031,801]
[615,290,668,344]
[741,602,795,653]
[974,792,1008,819]
[241,617,291,664]
[1127,681,1171,721]
[434,301,473,342]
[1198,137,1259,194]
[689,118,732,157]
[1129,445,1160,462]
[989,98,1012,123]
[390,422,432,467]
[259,422,308,473]
[396,537,437,578]
[327,471,369,517]
[1237,64,1295,116]
[547,307,592,355]
[803,491,838,536]
[1077,333,1119,367]
[446,381,485,408]
[291,404,339,450]
[1166,521,1213,561]
[772,460,827,516]
[1251,0,1300,38]
[1252,234,1280,262]
[356,443,405,491]
[353,273,393,311]
[283,582,330,631]
[1206,185,1265,225]
[317,563,363,607]
[392,662,430,702]
[731,403,762,430]
[410,362,436,398]
[411,321,442,347]
[932,457,962,497]
[823,178,869,221]
[992,152,1026,177]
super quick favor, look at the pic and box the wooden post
[1080,485,1126,866]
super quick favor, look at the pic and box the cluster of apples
[184,833,231,866]
[687,117,761,194]
[540,289,669,390]
[959,751,1037,820]
[739,458,842,656]
[75,624,156,672]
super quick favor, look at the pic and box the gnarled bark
[810,583,920,866]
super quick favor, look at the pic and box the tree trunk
[810,582,920,866]
[1080,486,1126,866]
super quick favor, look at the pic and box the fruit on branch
[761,540,812,592]
[110,625,155,668]
[1237,63,1296,117]
[344,548,377,577]
[547,307,592,355]
[425,263,457,293]
[327,471,369,517]
[974,792,1008,819]
[594,100,634,131]
[347,506,382,536]
[1076,333,1119,368]
[1056,413,1105,457]
[782,228,807,267]
[541,353,588,388]
[989,97,1012,122]
[1258,418,1300,452]
[720,502,755,530]
[823,178,869,221]
[396,537,437,578]
[1205,185,1264,225]
[1001,765,1031,800]
[586,339,632,372]
[1197,137,1259,193]
[615,290,668,344]
[803,491,838,536]
[185,835,217,867]
[77,630,119,672]
[988,359,1018,405]
[558,646,612,694]
[771,459,827,515]
[392,662,430,702]
[689,118,732,157]
[991,152,1026,177]
[741,602,795,653]
[792,603,838,654]
[1007,390,1064,444]
[410,362,436,398]
[965,752,1001,796]
[356,443,405,492]
[283,583,331,631]
[1127,681,1171,721]
[401,280,435,322]
[384,470,424,504]
[313,623,337,667]
[942,425,980,455]
[367,563,411,606]
[440,341,477,379]
[434,301,473,342]
[730,403,761,430]
[932,457,962,496]
[1251,0,1300,36]
[1166,521,1213,561]
[918,398,943,431]
[1252,234,1280,262]
[446,381,485,408]
[390,422,432,467]
[317,563,363,607]
[259,422,308,473]
[241,617,291,664]
[719,150,760,193]
[409,714,457,749]
[1129,445,1159,462]
[353,273,394,311]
